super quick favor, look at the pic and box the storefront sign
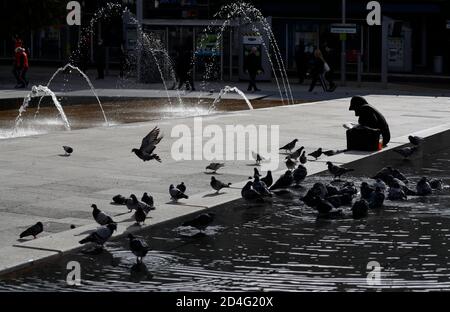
[331,23,357,34]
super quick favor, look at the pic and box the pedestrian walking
[322,42,337,92]
[14,47,29,88]
[308,47,327,92]
[244,47,263,92]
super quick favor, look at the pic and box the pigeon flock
[17,128,445,266]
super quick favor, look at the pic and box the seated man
[346,96,391,151]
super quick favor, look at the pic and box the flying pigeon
[132,126,163,162]
[394,146,418,159]
[270,170,294,190]
[206,163,224,173]
[308,148,323,160]
[252,151,264,165]
[288,146,304,160]
[62,146,73,156]
[327,161,354,180]
[352,199,369,219]
[141,193,155,209]
[285,156,297,170]
[280,139,298,153]
[176,182,186,193]
[261,171,273,188]
[128,233,150,263]
[416,177,432,196]
[408,135,423,146]
[252,176,272,197]
[369,187,385,209]
[79,223,117,246]
[20,222,43,239]
[169,184,189,201]
[112,194,127,205]
[293,164,307,185]
[182,213,214,231]
[210,176,231,193]
[91,204,114,226]
[241,181,264,202]
[299,151,307,164]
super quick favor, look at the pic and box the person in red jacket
[14,47,29,88]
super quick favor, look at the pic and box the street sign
[331,23,357,34]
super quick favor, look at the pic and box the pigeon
[270,170,294,190]
[373,179,387,192]
[126,194,139,212]
[327,193,353,207]
[369,187,385,209]
[416,177,432,196]
[293,164,307,185]
[20,222,43,239]
[79,223,117,246]
[91,204,114,226]
[299,151,307,164]
[408,135,423,146]
[280,139,298,153]
[254,168,262,178]
[176,182,186,193]
[210,176,231,193]
[169,184,188,201]
[261,171,273,188]
[241,181,264,202]
[252,151,264,165]
[182,213,214,231]
[62,146,73,156]
[112,194,127,205]
[128,233,150,263]
[132,126,163,162]
[326,185,340,196]
[360,182,375,200]
[301,189,317,207]
[311,182,328,199]
[253,176,272,197]
[339,182,358,196]
[141,193,155,209]
[394,146,418,159]
[392,169,408,183]
[206,163,224,173]
[429,178,443,190]
[388,182,407,201]
[134,206,148,225]
[352,199,369,219]
[314,197,334,214]
[327,161,354,180]
[308,148,323,160]
[385,175,415,195]
[288,146,304,160]
[285,157,297,170]
[323,149,345,157]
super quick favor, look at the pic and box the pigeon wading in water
[20,222,43,239]
[352,200,369,219]
[280,139,298,153]
[394,146,418,159]
[63,146,73,156]
[408,135,423,146]
[128,234,150,263]
[270,170,294,190]
[206,163,224,173]
[91,204,115,226]
[182,213,214,232]
[79,223,117,246]
[388,182,407,201]
[241,181,264,203]
[327,162,354,180]
[252,176,272,197]
[132,126,163,162]
[416,177,432,196]
[210,176,231,193]
[369,187,385,209]
[308,148,323,160]
[170,184,189,201]
[293,164,307,185]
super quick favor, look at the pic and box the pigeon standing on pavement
[91,204,114,226]
[20,222,43,239]
[293,164,307,185]
[62,146,73,156]
[394,146,418,159]
[261,171,273,188]
[280,139,298,153]
[79,223,117,246]
[176,182,186,193]
[254,168,262,178]
[210,176,232,193]
[128,233,150,263]
[285,156,297,170]
[252,176,272,197]
[169,184,189,201]
[327,162,354,180]
[408,135,423,146]
[270,170,294,190]
[299,151,307,164]
[112,194,127,205]
[288,147,304,160]
[126,194,139,212]
[132,126,163,162]
[141,193,155,209]
[134,206,148,225]
[416,177,432,196]
[308,148,323,160]
[252,151,264,165]
[206,163,224,173]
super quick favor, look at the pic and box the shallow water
[1,147,449,291]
